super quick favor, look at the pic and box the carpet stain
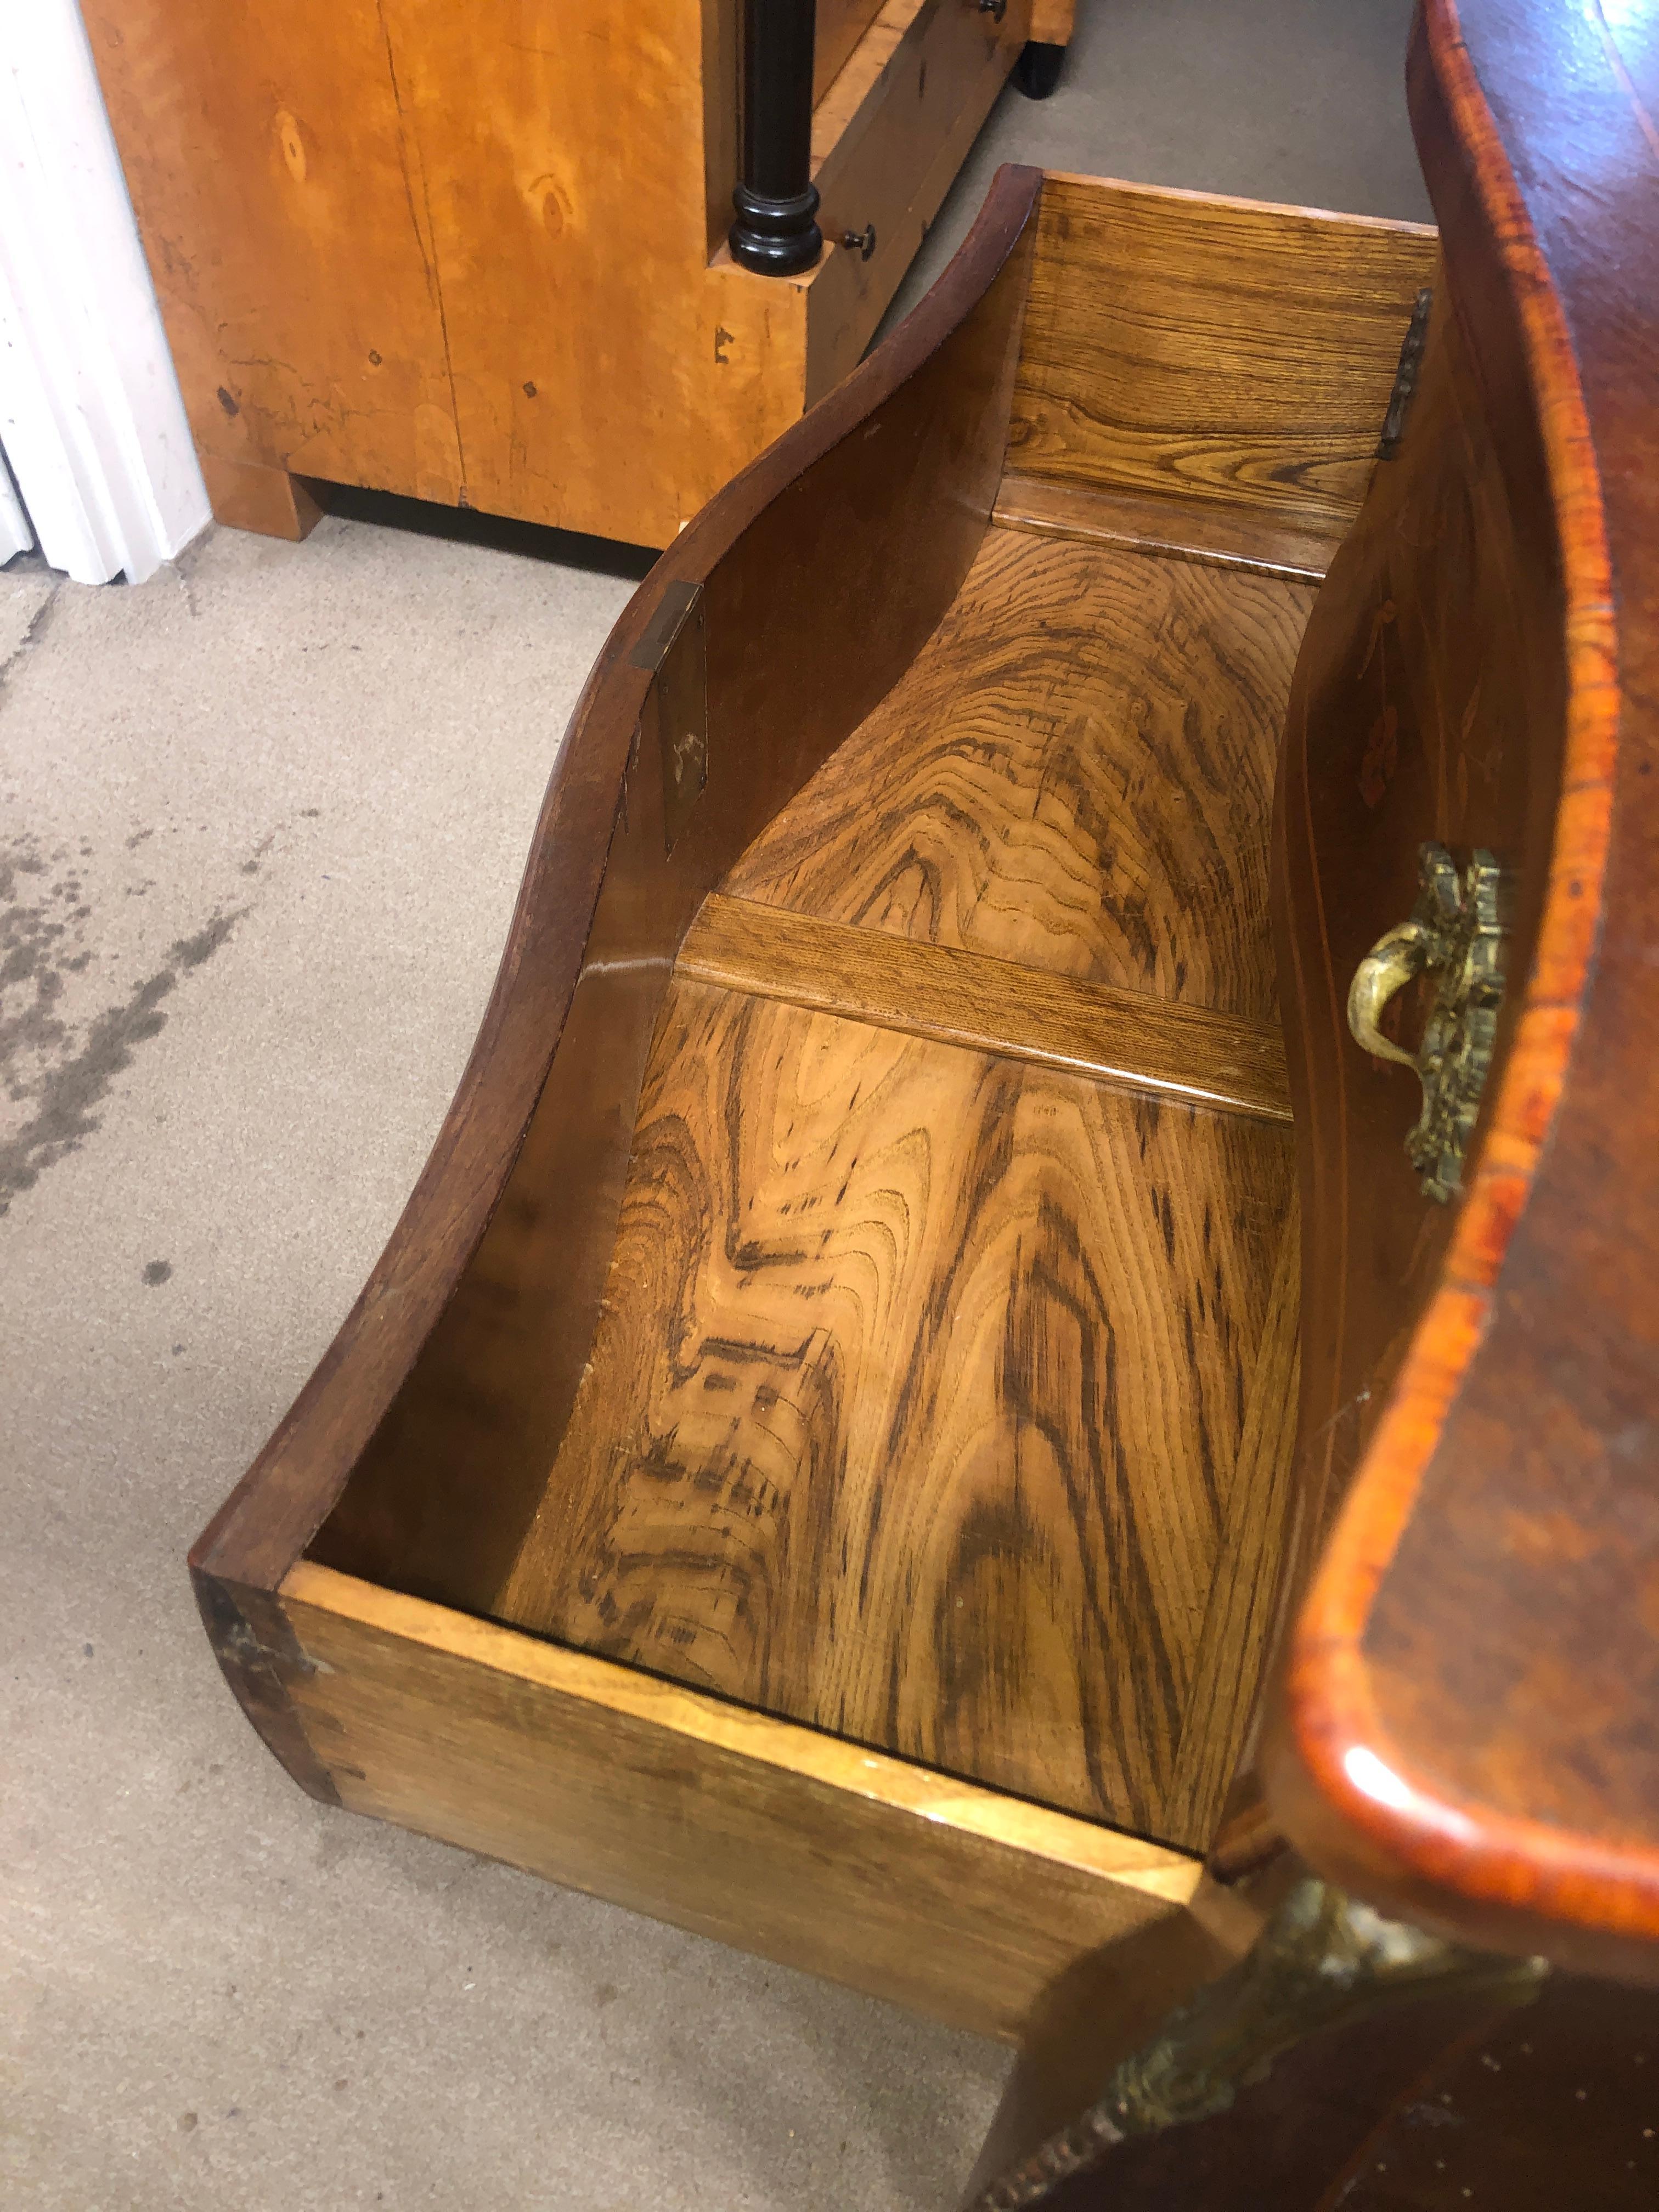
[0,831,247,1216]
[142,1258,173,1285]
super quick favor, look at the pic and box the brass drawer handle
[1346,842,1508,1203]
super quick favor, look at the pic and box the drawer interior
[493,525,1309,1851]
[314,521,1313,1854]
[304,170,1437,1861]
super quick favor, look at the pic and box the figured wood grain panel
[680,893,1291,1119]
[370,0,811,546]
[279,1562,1203,2041]
[82,0,465,503]
[1007,173,1437,527]
[1160,1198,1302,1844]
[993,473,1341,584]
[724,528,1315,1023]
[496,981,1297,1844]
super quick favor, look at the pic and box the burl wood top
[498,526,1312,1847]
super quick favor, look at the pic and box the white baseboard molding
[0,447,32,563]
[0,2,210,585]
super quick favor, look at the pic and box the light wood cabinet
[83,0,1062,548]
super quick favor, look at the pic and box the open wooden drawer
[191,164,1436,2042]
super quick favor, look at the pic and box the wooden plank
[280,1561,1203,2042]
[1008,173,1438,529]
[496,979,1298,1845]
[804,0,1029,398]
[680,892,1292,1120]
[994,472,1341,584]
[1160,1197,1302,1844]
[724,526,1317,1025]
[816,0,890,100]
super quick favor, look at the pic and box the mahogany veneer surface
[498,527,1313,1848]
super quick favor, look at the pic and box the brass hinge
[1376,285,1434,460]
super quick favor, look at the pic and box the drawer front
[1272,270,1566,1551]
[1265,0,1657,1977]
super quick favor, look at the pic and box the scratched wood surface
[498,527,1313,1847]
[724,528,1316,1024]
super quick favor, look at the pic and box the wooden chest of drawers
[194,0,1659,2192]
[192,154,1432,2040]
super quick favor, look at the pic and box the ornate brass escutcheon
[1347,842,1508,1203]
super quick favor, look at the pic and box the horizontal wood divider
[992,473,1344,584]
[679,893,1292,1121]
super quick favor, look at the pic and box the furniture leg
[968,1875,1547,2210]
[199,454,324,542]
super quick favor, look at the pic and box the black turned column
[729,0,823,275]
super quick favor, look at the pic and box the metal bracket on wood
[1376,286,1434,458]
[969,1875,1548,2210]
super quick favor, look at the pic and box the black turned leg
[730,0,823,275]
[1013,40,1067,98]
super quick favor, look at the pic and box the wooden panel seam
[679,893,1293,1121]
[993,473,1342,584]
